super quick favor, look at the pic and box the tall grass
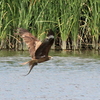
[0,0,100,50]
[79,0,100,50]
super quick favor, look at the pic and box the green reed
[0,0,100,50]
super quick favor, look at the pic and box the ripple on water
[0,56,100,100]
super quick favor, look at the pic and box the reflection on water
[0,50,100,100]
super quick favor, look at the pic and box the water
[0,50,100,100]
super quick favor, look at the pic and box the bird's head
[47,29,54,37]
[46,29,54,41]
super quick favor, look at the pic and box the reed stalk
[0,0,100,50]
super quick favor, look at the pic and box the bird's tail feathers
[21,59,37,76]
[28,60,37,66]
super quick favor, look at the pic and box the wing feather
[14,28,41,58]
[35,29,54,59]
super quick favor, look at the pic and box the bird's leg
[21,61,30,65]
[20,58,37,65]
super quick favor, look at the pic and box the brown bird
[14,28,54,75]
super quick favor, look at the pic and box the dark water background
[0,50,100,100]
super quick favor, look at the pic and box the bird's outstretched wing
[35,29,54,59]
[22,29,54,76]
[14,28,41,58]
[14,28,54,75]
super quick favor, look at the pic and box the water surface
[0,50,100,100]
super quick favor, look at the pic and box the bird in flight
[14,28,54,75]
